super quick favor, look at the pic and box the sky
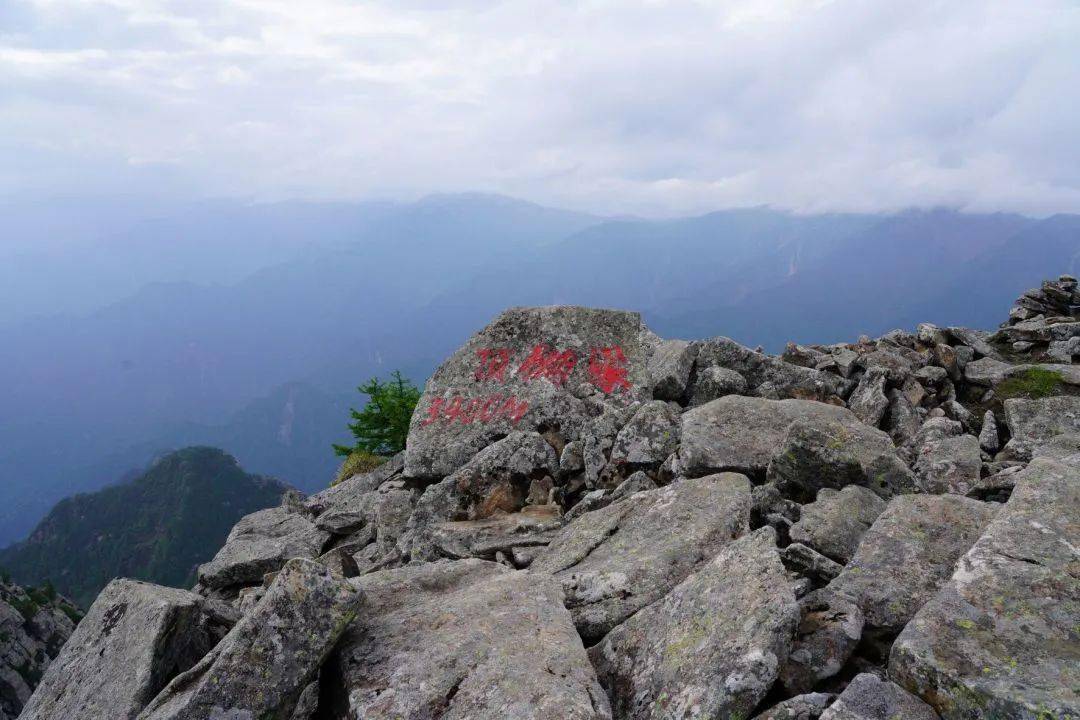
[2,0,1079,217]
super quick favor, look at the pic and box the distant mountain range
[2,193,1078,545]
[0,447,288,607]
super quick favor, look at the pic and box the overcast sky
[2,0,1078,216]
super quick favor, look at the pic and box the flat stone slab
[589,528,798,720]
[789,486,886,564]
[819,673,939,720]
[530,474,752,642]
[405,306,657,479]
[890,454,1080,720]
[1003,395,1080,452]
[826,494,996,632]
[197,505,329,590]
[327,559,611,719]
[20,580,235,720]
[678,395,894,479]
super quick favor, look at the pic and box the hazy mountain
[2,194,1078,547]
[0,447,289,608]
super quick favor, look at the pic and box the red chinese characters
[515,344,578,385]
[587,346,632,394]
[474,348,512,382]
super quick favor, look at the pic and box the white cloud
[1,0,1078,215]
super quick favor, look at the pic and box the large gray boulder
[303,452,404,516]
[138,558,361,720]
[197,504,329,590]
[779,590,864,694]
[648,339,697,401]
[847,367,889,427]
[530,474,751,641]
[819,673,939,720]
[890,454,1080,720]
[678,395,895,482]
[610,400,681,466]
[1002,395,1080,458]
[326,559,611,719]
[399,431,559,561]
[588,527,799,720]
[20,580,235,720]
[789,486,886,564]
[911,418,983,495]
[693,337,852,402]
[826,495,996,632]
[404,306,657,479]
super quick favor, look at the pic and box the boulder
[977,410,1000,453]
[20,580,235,720]
[781,543,844,585]
[530,474,751,641]
[588,528,799,720]
[789,486,886,564]
[420,504,564,563]
[197,504,329,590]
[883,388,921,446]
[399,432,559,561]
[325,559,611,720]
[694,337,852,402]
[890,454,1080,720]
[1002,395,1080,459]
[779,590,864,694]
[688,365,748,406]
[648,339,697,401]
[910,418,982,495]
[610,400,681,466]
[138,559,361,720]
[303,452,404,515]
[404,306,656,479]
[826,495,996,632]
[819,673,939,720]
[946,327,1000,360]
[752,693,835,720]
[847,368,889,427]
[679,396,894,484]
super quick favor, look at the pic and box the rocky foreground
[17,276,1080,719]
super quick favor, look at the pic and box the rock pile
[18,278,1080,719]
[0,579,79,720]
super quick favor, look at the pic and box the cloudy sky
[2,0,1078,216]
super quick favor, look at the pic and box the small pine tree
[333,371,421,457]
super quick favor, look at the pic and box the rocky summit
[15,276,1080,720]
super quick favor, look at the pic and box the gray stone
[531,474,751,641]
[138,558,361,720]
[781,543,844,584]
[21,580,235,720]
[890,454,1080,720]
[423,504,564,562]
[779,590,864,694]
[197,505,329,590]
[978,410,1000,453]
[589,528,799,720]
[826,495,996,632]
[752,693,836,720]
[694,337,852,402]
[327,559,611,720]
[819,673,939,720]
[304,452,404,515]
[404,306,656,479]
[1002,395,1080,460]
[610,400,681,466]
[918,323,948,347]
[848,367,889,427]
[914,432,982,495]
[688,365,748,406]
[679,395,894,483]
[884,388,921,446]
[400,432,558,561]
[561,439,585,473]
[648,339,697,401]
[789,486,886,564]
[965,358,1080,388]
[946,327,1001,360]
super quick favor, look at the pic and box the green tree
[333,371,421,457]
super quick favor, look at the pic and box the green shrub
[996,367,1065,399]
